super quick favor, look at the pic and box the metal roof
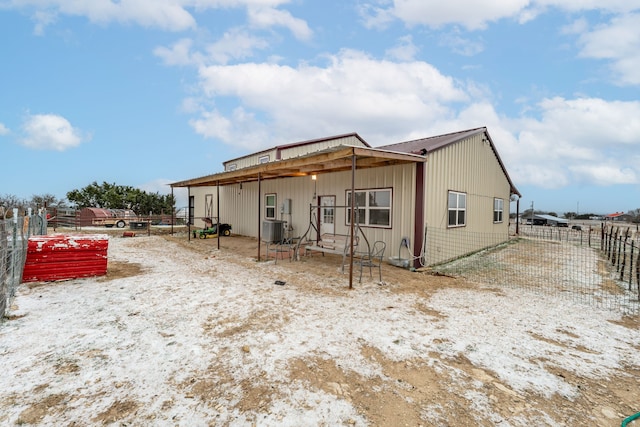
[378,127,521,197]
[170,145,426,188]
[533,214,568,223]
[221,132,371,166]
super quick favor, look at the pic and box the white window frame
[448,191,466,227]
[345,188,392,228]
[265,193,277,220]
[258,155,270,164]
[228,163,237,171]
[493,198,504,223]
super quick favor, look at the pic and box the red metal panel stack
[21,234,109,283]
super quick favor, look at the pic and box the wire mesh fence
[1,208,48,318]
[426,223,640,316]
[46,207,189,234]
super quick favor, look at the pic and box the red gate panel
[22,234,109,283]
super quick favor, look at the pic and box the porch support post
[349,152,355,289]
[171,186,175,236]
[217,180,220,250]
[515,197,520,235]
[258,173,262,261]
[413,161,425,269]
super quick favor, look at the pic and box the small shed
[78,208,113,226]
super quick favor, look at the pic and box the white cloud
[438,31,484,56]
[17,0,197,32]
[534,0,640,14]
[498,97,640,188]
[385,35,419,61]
[0,123,9,135]
[576,13,640,85]
[191,49,468,148]
[189,107,272,150]
[154,38,203,66]
[359,1,640,30]
[247,5,312,40]
[20,113,88,151]
[205,28,270,64]
[561,18,589,35]
[361,0,531,30]
[569,164,637,186]
[5,0,305,34]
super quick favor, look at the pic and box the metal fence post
[629,241,634,290]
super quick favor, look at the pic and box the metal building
[171,127,520,269]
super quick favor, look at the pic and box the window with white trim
[265,194,276,219]
[493,198,504,223]
[346,188,392,228]
[448,191,466,227]
[259,155,270,164]
[228,163,237,171]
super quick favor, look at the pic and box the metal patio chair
[356,240,386,283]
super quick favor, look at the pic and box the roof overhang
[170,146,426,188]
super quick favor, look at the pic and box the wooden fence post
[636,248,640,298]
[620,228,629,281]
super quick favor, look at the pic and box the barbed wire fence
[1,208,47,319]
[425,223,640,316]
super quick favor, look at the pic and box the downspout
[349,151,356,289]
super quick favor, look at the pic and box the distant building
[524,214,568,227]
[605,212,633,222]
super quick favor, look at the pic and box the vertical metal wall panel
[200,163,417,258]
[424,134,512,265]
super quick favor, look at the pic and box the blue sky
[1,1,639,215]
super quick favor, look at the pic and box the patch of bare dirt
[6,231,640,426]
[92,399,140,424]
[161,233,640,426]
[97,260,144,282]
[16,393,68,425]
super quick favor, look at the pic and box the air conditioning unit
[262,220,286,243]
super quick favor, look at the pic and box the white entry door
[319,196,335,235]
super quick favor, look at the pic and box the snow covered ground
[1,234,639,426]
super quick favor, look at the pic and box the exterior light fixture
[311,174,317,200]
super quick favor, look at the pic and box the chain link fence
[1,208,48,319]
[426,223,639,315]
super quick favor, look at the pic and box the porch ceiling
[170,146,425,188]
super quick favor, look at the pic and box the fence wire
[427,224,639,316]
[1,209,47,319]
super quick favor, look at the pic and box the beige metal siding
[223,136,368,170]
[424,133,511,265]
[224,149,278,171]
[193,164,416,260]
[279,135,368,160]
[189,187,219,228]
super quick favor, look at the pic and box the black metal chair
[356,241,386,283]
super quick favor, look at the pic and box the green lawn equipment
[193,223,232,239]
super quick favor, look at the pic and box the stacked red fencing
[22,234,109,282]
